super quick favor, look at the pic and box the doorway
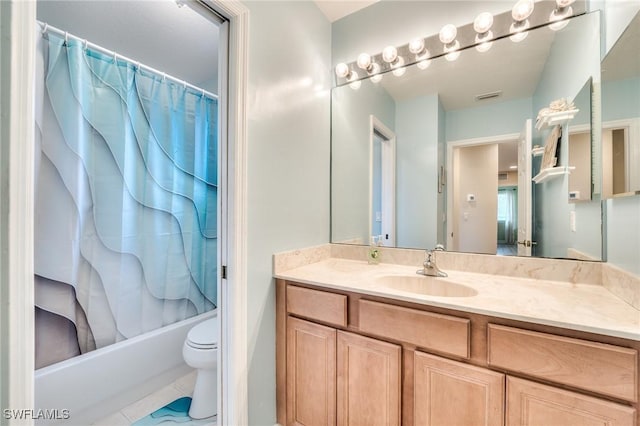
[447,134,522,255]
[1,1,248,423]
[33,0,229,421]
[370,116,396,247]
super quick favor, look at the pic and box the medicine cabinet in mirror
[601,11,640,199]
[331,9,603,261]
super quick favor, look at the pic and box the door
[337,331,401,426]
[507,377,636,426]
[414,351,505,426]
[517,119,533,256]
[287,317,337,426]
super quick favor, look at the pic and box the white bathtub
[34,310,216,425]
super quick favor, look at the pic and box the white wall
[243,1,331,423]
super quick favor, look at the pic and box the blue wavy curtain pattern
[34,31,218,368]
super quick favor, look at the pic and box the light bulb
[409,38,425,55]
[335,63,350,78]
[474,12,494,34]
[509,20,530,42]
[549,6,573,30]
[512,0,534,21]
[439,24,457,44]
[445,50,460,61]
[475,30,493,44]
[475,41,493,53]
[415,48,430,61]
[347,70,361,90]
[417,59,431,70]
[357,53,372,70]
[368,62,381,77]
[391,56,406,76]
[392,67,406,77]
[382,46,398,63]
[371,73,383,83]
[444,40,460,61]
[556,0,575,7]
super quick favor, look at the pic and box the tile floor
[91,371,216,425]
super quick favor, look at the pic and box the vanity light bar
[334,0,586,87]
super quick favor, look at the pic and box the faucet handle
[434,244,445,251]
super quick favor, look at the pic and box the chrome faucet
[417,245,448,277]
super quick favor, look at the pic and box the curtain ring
[64,32,69,43]
[83,39,88,50]
[162,73,166,81]
[41,23,48,34]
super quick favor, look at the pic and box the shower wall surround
[34,32,218,368]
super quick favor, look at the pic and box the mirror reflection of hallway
[451,139,520,255]
[452,144,499,254]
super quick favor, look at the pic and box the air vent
[475,90,502,101]
[498,172,508,181]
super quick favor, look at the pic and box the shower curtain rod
[37,20,218,100]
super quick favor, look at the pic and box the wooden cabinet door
[287,317,337,426]
[507,377,636,426]
[336,331,401,426]
[414,351,505,426]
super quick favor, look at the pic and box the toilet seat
[187,318,218,350]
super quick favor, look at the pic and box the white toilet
[183,316,218,420]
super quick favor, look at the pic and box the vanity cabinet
[337,331,401,426]
[285,316,401,426]
[506,377,636,426]
[413,351,505,426]
[277,280,639,426]
[286,317,337,426]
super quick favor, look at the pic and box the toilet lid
[187,317,218,347]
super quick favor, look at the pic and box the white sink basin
[374,274,478,297]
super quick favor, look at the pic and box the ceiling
[36,0,220,92]
[315,0,379,22]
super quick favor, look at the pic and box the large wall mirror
[331,8,603,261]
[601,11,640,199]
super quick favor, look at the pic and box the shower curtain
[34,30,218,368]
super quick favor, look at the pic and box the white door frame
[369,116,396,246]
[0,1,37,419]
[0,1,249,425]
[446,133,519,250]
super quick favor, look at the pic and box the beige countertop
[275,256,640,341]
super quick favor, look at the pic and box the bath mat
[132,397,216,426]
